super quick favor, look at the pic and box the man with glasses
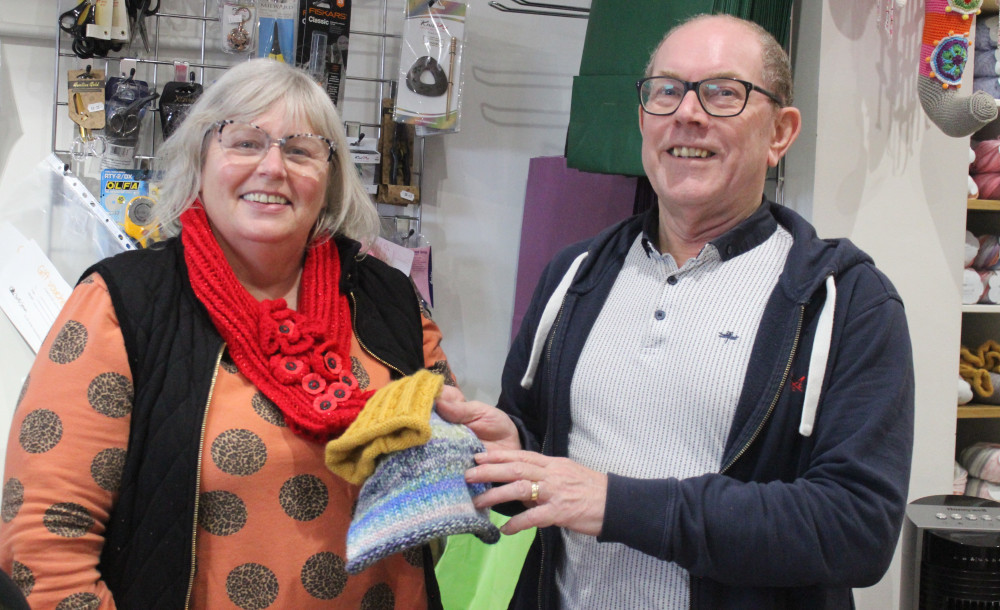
[438,13,914,609]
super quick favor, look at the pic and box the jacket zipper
[537,433,550,610]
[537,302,565,609]
[349,292,405,377]
[719,305,804,475]
[184,344,226,609]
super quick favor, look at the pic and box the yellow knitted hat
[325,369,445,485]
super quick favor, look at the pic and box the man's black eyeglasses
[636,76,784,117]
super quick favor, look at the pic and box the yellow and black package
[100,169,162,247]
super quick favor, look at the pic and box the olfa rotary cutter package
[257,0,297,64]
[100,169,162,247]
[295,0,351,107]
[394,0,467,133]
[220,0,256,54]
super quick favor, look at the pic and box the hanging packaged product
[67,66,107,161]
[160,69,203,139]
[295,0,351,107]
[99,168,162,247]
[220,0,256,54]
[257,0,297,63]
[394,0,467,134]
[347,123,380,195]
[101,69,158,170]
[377,97,419,205]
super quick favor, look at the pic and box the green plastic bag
[435,512,534,610]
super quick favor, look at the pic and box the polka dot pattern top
[0,274,454,608]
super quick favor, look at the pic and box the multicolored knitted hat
[344,411,501,574]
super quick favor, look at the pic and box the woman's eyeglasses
[210,120,336,173]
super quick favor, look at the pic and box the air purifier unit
[900,494,1000,609]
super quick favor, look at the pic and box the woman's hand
[435,386,522,453]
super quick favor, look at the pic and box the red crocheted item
[181,206,373,441]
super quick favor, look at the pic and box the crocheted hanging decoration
[918,0,996,137]
[343,411,500,574]
[181,205,374,441]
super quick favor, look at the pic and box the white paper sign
[0,222,72,353]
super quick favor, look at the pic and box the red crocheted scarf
[180,206,373,441]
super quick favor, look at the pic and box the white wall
[785,3,965,608]
[0,1,62,490]
[0,1,971,608]
[417,6,589,401]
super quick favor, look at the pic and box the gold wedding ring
[530,481,540,502]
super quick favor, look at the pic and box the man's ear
[767,106,802,168]
[638,105,646,133]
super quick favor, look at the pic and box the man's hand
[435,386,522,453]
[465,449,607,537]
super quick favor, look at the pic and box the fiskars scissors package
[394,0,468,134]
[295,0,351,108]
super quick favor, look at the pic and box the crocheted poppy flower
[260,301,315,356]
[302,373,327,395]
[313,344,345,379]
[338,372,356,389]
[271,354,309,384]
[313,393,340,412]
[327,381,351,402]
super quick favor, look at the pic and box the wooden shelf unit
[959,404,1000,419]
[963,198,1000,420]
[969,198,1000,212]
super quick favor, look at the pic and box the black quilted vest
[85,236,434,608]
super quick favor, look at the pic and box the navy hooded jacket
[497,200,914,609]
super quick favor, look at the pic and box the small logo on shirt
[718,331,739,341]
[790,376,806,393]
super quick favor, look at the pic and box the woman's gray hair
[153,58,379,246]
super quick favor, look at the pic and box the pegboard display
[52,0,423,237]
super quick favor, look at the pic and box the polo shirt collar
[640,198,778,262]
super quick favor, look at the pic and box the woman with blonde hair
[1,58,453,609]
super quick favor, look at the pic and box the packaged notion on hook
[100,169,163,248]
[394,0,467,134]
[296,0,351,108]
[220,0,257,54]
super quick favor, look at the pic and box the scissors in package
[106,92,159,138]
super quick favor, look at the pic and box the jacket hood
[520,200,873,439]
[567,200,872,306]
[769,202,873,305]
